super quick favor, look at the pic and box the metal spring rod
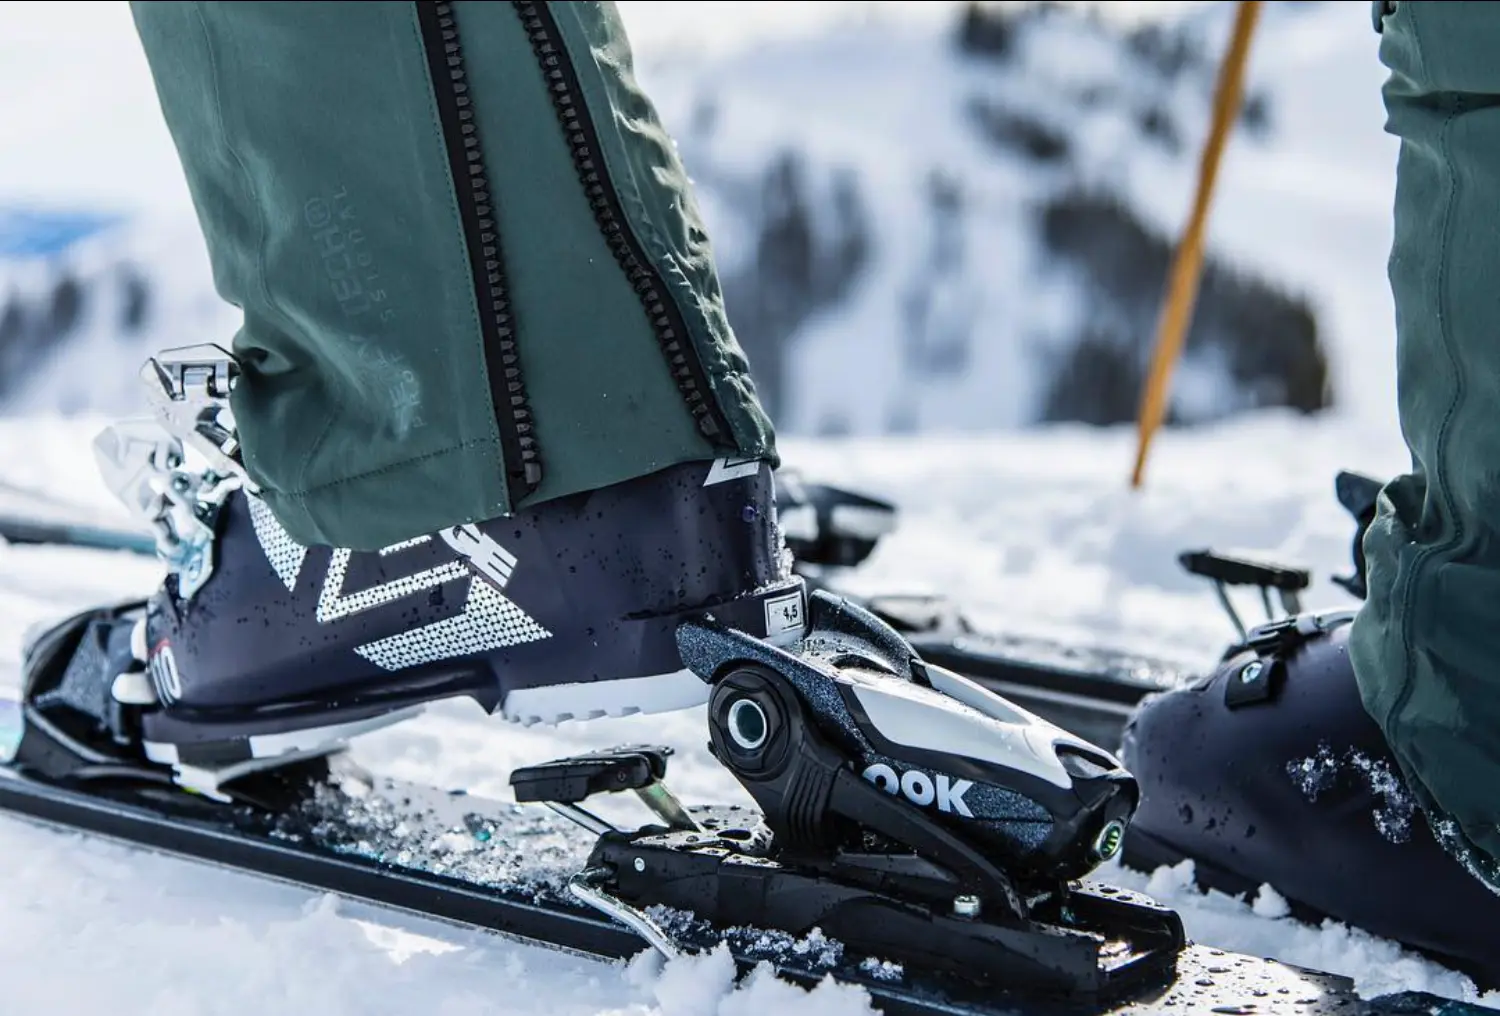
[568,868,681,960]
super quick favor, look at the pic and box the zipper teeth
[511,1,731,445]
[424,2,541,494]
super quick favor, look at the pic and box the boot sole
[498,668,709,726]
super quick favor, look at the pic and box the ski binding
[508,592,1185,1002]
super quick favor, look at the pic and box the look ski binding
[511,591,1185,1003]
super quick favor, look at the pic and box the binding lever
[1178,549,1310,640]
[510,745,696,835]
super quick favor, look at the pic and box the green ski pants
[129,1,774,550]
[1352,0,1500,889]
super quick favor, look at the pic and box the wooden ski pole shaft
[1129,0,1262,489]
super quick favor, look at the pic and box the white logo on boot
[247,495,550,671]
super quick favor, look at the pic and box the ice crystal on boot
[1346,750,1415,845]
[1285,744,1339,801]
[1286,745,1416,844]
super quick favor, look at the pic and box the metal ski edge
[0,767,1001,1016]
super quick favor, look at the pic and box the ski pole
[1129,0,1262,490]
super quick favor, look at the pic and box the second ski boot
[14,348,804,798]
[1121,612,1500,986]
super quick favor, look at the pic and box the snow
[1,0,1498,1013]
[1115,859,1491,1004]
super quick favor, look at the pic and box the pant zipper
[511,0,734,446]
[415,1,542,500]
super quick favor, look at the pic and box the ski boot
[508,589,1187,1004]
[12,345,805,799]
[1121,609,1500,987]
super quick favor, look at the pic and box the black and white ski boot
[509,589,1185,1003]
[12,345,804,798]
[1121,612,1500,986]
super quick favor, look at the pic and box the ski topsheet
[0,753,1480,1016]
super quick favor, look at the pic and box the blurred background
[0,0,1399,447]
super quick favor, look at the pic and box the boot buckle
[92,344,253,601]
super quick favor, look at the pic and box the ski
[0,752,1480,1016]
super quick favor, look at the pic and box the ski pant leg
[128,1,774,550]
[1349,0,1500,889]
